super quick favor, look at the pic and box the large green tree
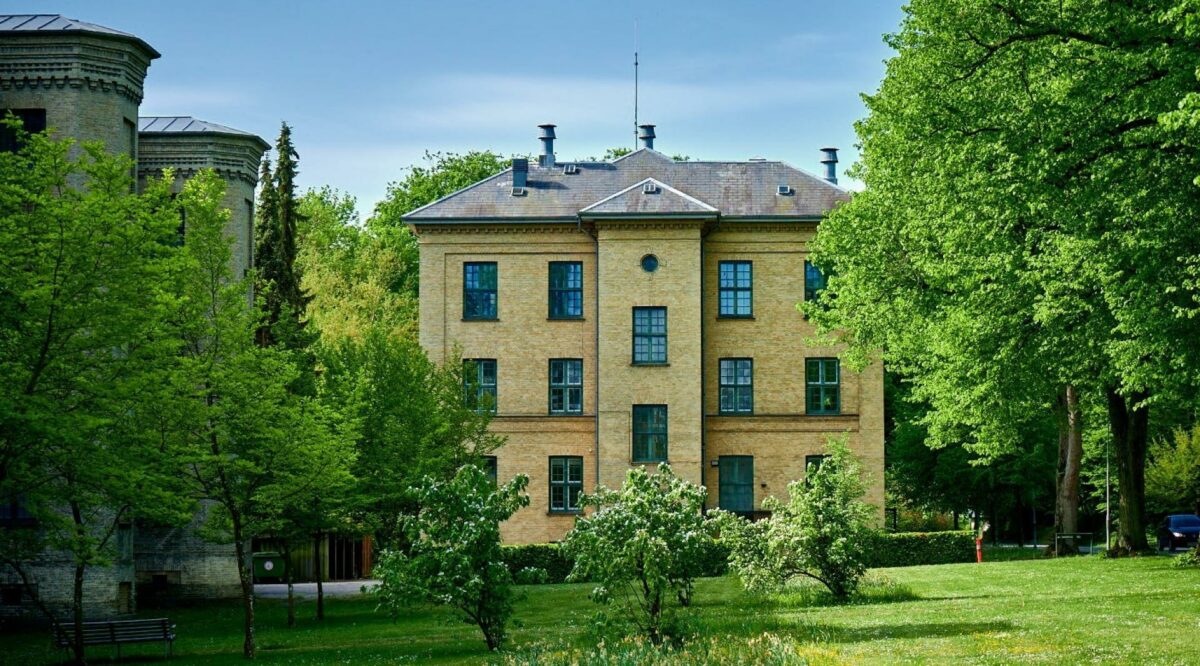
[171,170,354,659]
[807,0,1200,551]
[0,125,191,663]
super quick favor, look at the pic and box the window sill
[462,317,499,322]
[631,459,668,465]
[716,315,755,321]
[631,362,670,367]
[548,411,586,417]
[548,510,583,516]
[717,411,755,416]
[547,316,585,321]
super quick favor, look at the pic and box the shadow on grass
[704,612,1015,645]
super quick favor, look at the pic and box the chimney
[538,124,556,167]
[512,158,528,190]
[638,124,656,150]
[820,147,838,185]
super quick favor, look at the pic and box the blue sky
[47,0,904,215]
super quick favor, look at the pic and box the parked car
[1156,514,1200,551]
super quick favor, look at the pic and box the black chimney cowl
[538,124,556,167]
[819,147,838,185]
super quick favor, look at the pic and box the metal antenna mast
[634,19,639,149]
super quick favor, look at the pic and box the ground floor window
[483,456,497,485]
[805,454,828,478]
[549,456,583,512]
[718,456,754,514]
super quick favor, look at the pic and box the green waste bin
[253,552,286,581]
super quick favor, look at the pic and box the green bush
[501,543,575,583]
[863,531,975,568]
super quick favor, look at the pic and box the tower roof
[0,14,160,58]
[139,116,269,151]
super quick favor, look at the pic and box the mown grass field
[2,555,1196,664]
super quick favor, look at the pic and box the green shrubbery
[501,543,575,583]
[863,531,976,568]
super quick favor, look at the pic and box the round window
[641,254,659,272]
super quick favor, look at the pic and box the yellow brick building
[406,125,883,543]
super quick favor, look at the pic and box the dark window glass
[463,359,497,413]
[633,307,667,364]
[641,254,659,272]
[463,262,498,319]
[483,456,498,486]
[632,405,668,462]
[718,261,753,317]
[549,456,584,512]
[804,260,827,303]
[719,358,753,414]
[805,358,840,415]
[0,109,47,153]
[0,495,36,528]
[548,262,583,318]
[549,359,583,414]
[719,456,754,513]
[805,454,829,477]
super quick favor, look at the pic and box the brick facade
[414,211,885,544]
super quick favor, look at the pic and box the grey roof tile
[139,116,269,150]
[405,148,848,222]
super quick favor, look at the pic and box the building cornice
[0,35,155,104]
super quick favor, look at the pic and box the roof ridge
[579,177,718,214]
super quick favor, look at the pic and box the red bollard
[976,537,983,563]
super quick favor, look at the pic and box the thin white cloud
[140,84,253,115]
[385,74,852,134]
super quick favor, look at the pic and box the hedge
[500,531,972,585]
[501,539,729,584]
[862,530,976,568]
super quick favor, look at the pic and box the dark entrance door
[718,455,754,514]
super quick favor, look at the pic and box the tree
[371,464,529,651]
[171,169,354,659]
[297,188,416,342]
[0,123,190,663]
[1146,425,1200,516]
[721,439,873,599]
[563,465,713,645]
[255,122,311,350]
[806,0,1200,552]
[371,150,509,231]
[317,329,501,549]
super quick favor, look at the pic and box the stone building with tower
[406,124,884,544]
[0,14,266,618]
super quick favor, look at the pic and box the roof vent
[638,124,656,150]
[562,163,579,175]
[820,147,839,185]
[642,181,659,194]
[777,184,793,196]
[538,124,557,168]
[511,158,528,195]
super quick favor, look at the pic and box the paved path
[255,580,378,599]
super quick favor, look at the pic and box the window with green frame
[463,359,497,413]
[632,405,668,462]
[633,307,667,364]
[463,262,497,319]
[718,261,752,317]
[548,261,583,318]
[548,359,583,414]
[805,358,839,414]
[719,358,753,414]
[804,260,827,303]
[483,456,498,486]
[549,456,583,512]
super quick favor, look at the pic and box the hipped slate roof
[405,148,848,223]
[139,117,269,150]
[0,14,160,58]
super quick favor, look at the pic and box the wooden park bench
[53,618,176,660]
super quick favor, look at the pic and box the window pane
[551,458,564,482]
[568,387,582,412]
[551,486,564,510]
[568,458,583,482]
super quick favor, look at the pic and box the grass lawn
[2,556,1196,664]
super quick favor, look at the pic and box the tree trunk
[1106,388,1150,552]
[314,532,325,621]
[1054,385,1084,555]
[284,542,295,628]
[1015,491,1026,547]
[232,520,256,659]
[69,501,86,665]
